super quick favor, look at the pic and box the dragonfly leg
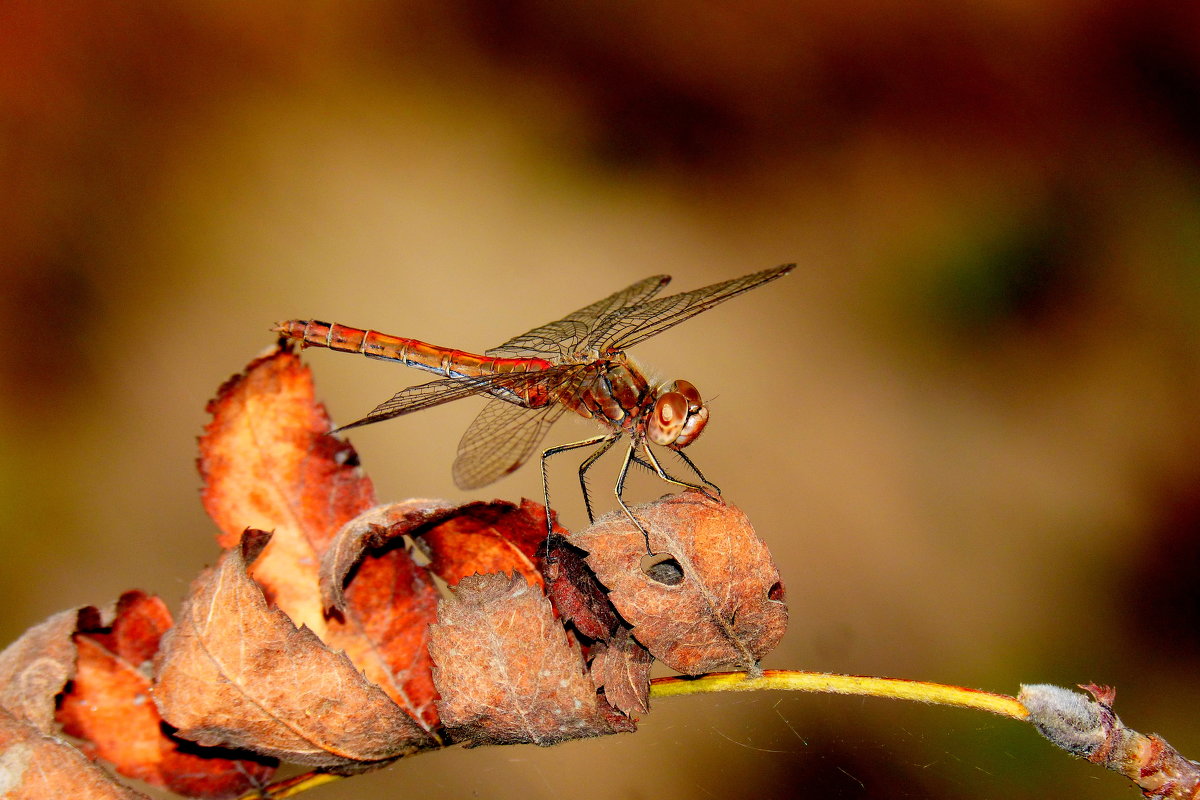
[641,442,721,504]
[540,434,613,539]
[629,450,720,500]
[576,434,621,523]
[614,441,654,554]
[670,448,722,499]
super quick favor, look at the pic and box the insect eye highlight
[648,392,688,445]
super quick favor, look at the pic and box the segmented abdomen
[275,319,552,382]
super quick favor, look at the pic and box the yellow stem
[240,771,343,799]
[650,669,1029,721]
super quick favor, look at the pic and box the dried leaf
[200,346,441,733]
[0,708,149,800]
[414,500,548,589]
[91,590,174,667]
[57,591,276,799]
[543,535,621,642]
[325,517,444,732]
[199,344,374,634]
[588,626,652,717]
[429,573,635,747]
[320,501,456,614]
[574,492,788,674]
[154,530,435,771]
[0,606,99,732]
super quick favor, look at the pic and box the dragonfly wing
[332,370,553,433]
[484,319,590,360]
[586,264,795,353]
[487,274,671,359]
[452,396,570,490]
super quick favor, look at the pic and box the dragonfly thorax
[572,358,708,447]
[572,358,653,431]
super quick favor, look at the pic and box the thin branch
[240,771,343,799]
[650,669,1029,720]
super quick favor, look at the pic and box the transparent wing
[331,366,578,433]
[487,274,671,359]
[585,264,795,354]
[452,396,571,490]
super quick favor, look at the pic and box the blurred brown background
[3,2,1200,798]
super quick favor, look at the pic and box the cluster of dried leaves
[0,344,788,799]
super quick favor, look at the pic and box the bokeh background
[3,2,1200,798]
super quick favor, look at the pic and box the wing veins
[586,264,795,353]
[487,274,671,359]
[452,398,570,489]
[332,365,580,433]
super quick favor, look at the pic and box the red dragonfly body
[276,264,794,537]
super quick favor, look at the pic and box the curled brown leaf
[0,606,99,732]
[574,492,788,674]
[57,591,276,799]
[543,534,622,642]
[429,573,635,747]
[413,500,549,589]
[320,500,457,614]
[153,530,435,772]
[588,626,653,718]
[0,707,148,800]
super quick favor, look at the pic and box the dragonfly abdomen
[275,320,550,381]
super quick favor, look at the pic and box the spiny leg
[641,442,720,503]
[576,433,621,523]
[540,434,612,539]
[629,450,720,500]
[667,447,722,499]
[614,440,654,554]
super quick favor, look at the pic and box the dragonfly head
[648,379,709,449]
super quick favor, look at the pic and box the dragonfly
[275,263,794,548]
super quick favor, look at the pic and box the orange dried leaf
[574,492,788,674]
[153,530,435,771]
[0,606,99,732]
[199,346,441,733]
[92,590,173,666]
[335,551,443,732]
[428,573,635,747]
[415,500,548,589]
[199,344,375,634]
[319,503,447,731]
[57,591,276,799]
[320,501,457,614]
[0,708,149,800]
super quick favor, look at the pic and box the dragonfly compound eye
[648,392,689,445]
[672,403,709,449]
[670,379,703,412]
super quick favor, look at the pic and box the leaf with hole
[573,491,788,674]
